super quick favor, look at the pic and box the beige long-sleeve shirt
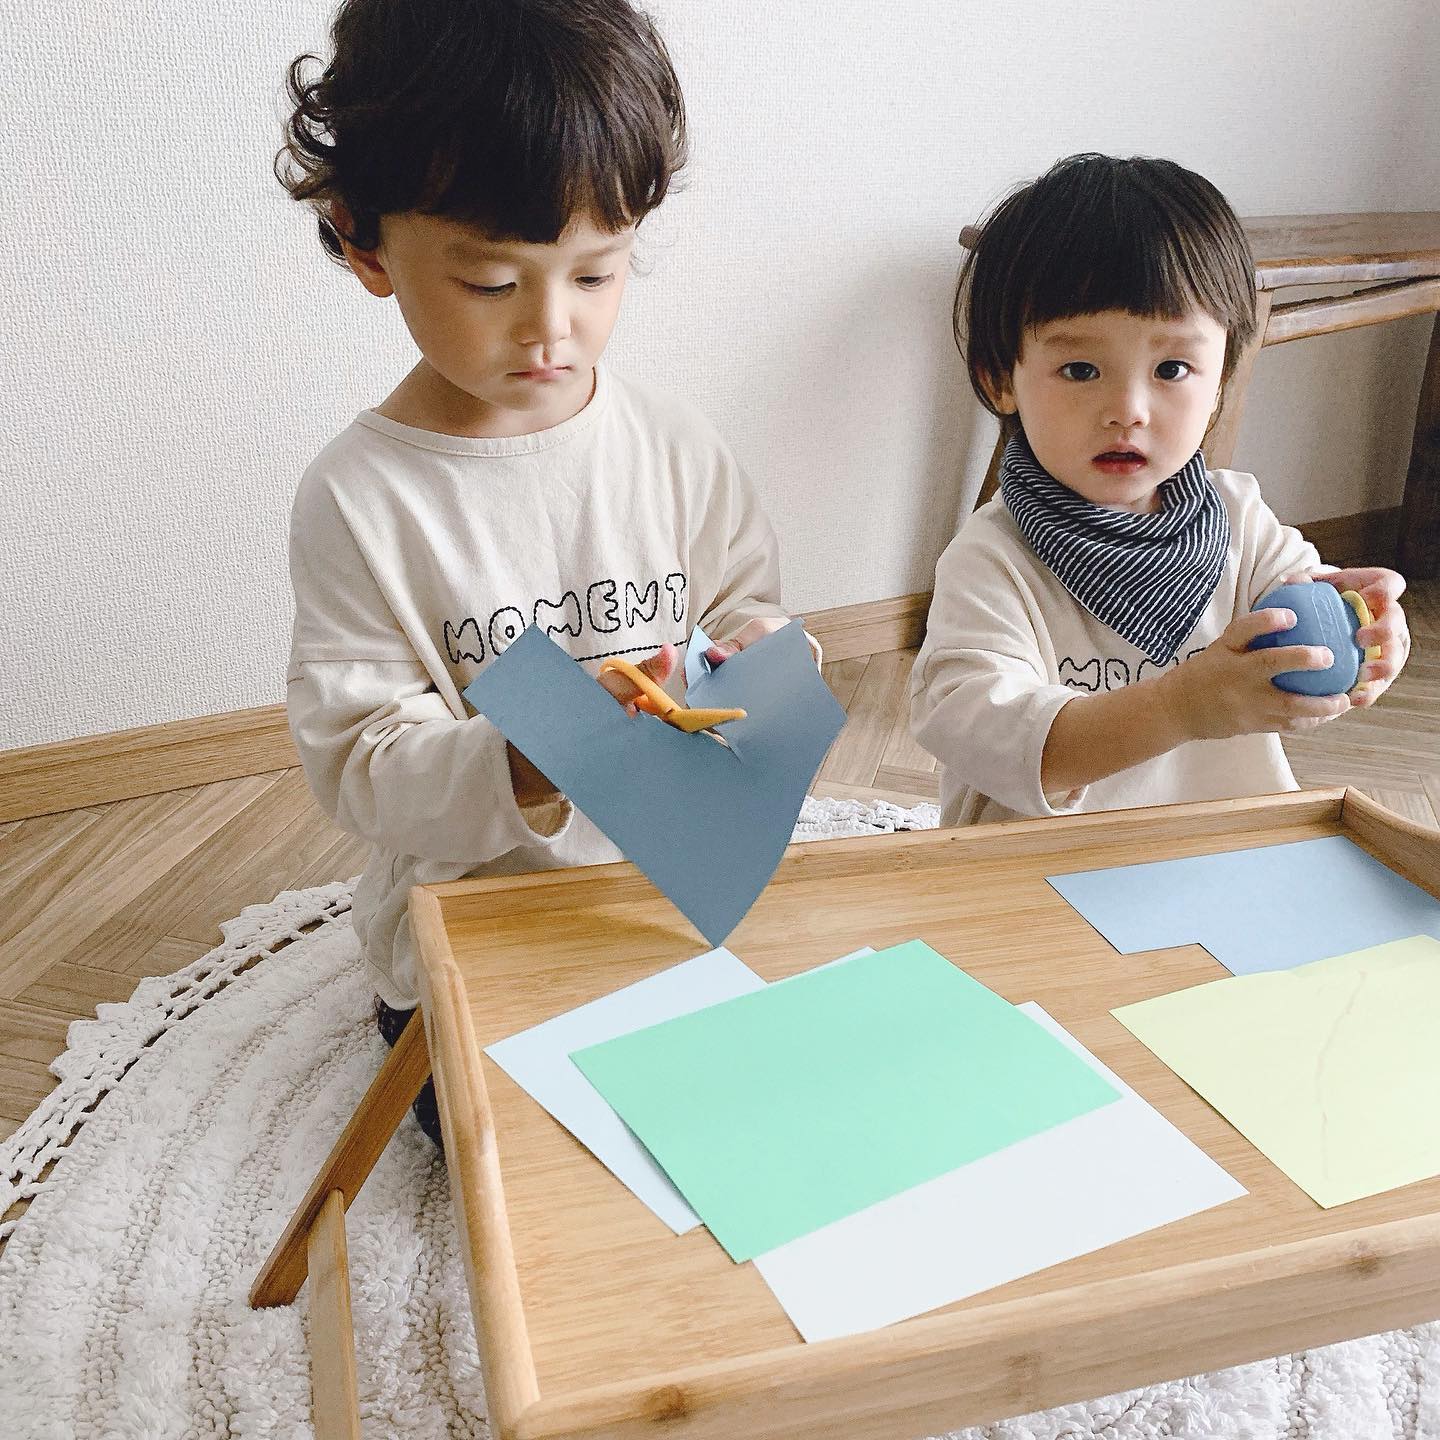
[910,467,1322,826]
[287,367,788,1006]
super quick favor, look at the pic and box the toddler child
[912,153,1410,824]
[278,0,801,1143]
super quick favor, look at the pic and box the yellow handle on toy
[1340,589,1382,698]
[597,659,747,733]
[1340,590,1382,662]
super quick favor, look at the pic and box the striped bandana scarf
[999,435,1230,664]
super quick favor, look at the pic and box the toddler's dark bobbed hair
[277,0,688,262]
[957,153,1257,423]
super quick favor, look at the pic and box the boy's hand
[507,742,561,808]
[507,644,679,806]
[704,616,790,667]
[1281,568,1411,708]
[1156,608,1351,743]
[596,642,679,712]
[705,616,825,669]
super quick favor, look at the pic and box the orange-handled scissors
[597,658,746,734]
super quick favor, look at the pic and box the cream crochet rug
[2,794,1437,1439]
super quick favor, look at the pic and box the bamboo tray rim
[413,787,1440,1440]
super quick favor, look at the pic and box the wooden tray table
[254,788,1440,1440]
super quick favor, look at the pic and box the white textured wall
[2,0,1437,748]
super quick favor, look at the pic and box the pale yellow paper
[1112,935,1440,1208]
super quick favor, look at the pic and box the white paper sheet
[485,949,766,1232]
[485,945,875,1234]
[753,1003,1246,1341]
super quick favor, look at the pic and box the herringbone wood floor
[1,582,1436,1216]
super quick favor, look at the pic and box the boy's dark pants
[374,997,444,1150]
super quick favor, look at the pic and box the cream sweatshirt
[911,468,1322,826]
[287,367,788,1006]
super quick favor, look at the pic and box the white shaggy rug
[2,794,1438,1439]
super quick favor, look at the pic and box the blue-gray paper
[1049,835,1440,975]
[462,620,845,945]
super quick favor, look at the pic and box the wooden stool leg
[1398,312,1440,578]
[307,1190,362,1440]
[1206,290,1274,470]
[250,1010,431,1308]
[972,429,1006,511]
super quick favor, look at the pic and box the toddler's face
[344,211,635,436]
[993,309,1228,513]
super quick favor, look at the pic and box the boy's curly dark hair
[957,154,1257,428]
[277,0,688,262]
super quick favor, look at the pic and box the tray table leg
[249,1009,431,1308]
[307,1189,362,1440]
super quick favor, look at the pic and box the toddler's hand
[596,643,679,713]
[703,616,790,667]
[1156,609,1351,743]
[1282,567,1410,708]
[507,743,559,807]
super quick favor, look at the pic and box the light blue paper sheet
[485,949,765,1233]
[462,619,845,946]
[755,1003,1245,1341]
[484,946,873,1232]
[684,623,717,688]
[1048,835,1440,975]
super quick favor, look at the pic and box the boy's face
[341,210,635,436]
[992,309,1228,513]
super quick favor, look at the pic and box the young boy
[912,153,1410,825]
[278,0,797,1141]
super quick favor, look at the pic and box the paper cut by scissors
[462,619,845,945]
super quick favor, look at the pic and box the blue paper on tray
[462,619,844,945]
[1048,835,1440,975]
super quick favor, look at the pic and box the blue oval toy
[1249,582,1375,695]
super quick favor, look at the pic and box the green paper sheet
[1112,935,1440,1208]
[570,940,1120,1261]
